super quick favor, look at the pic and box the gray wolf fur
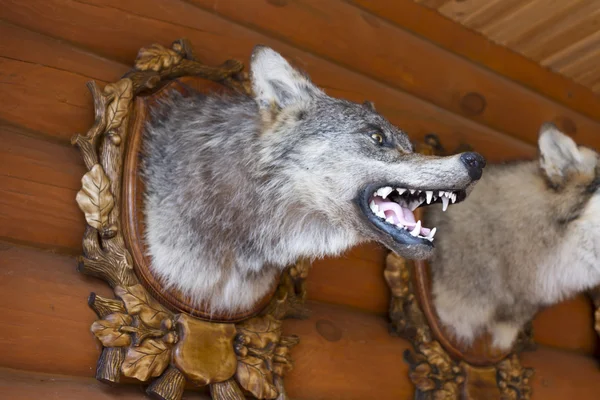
[143,46,485,315]
[427,123,600,350]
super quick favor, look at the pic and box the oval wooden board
[121,78,278,323]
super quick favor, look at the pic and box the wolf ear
[250,46,319,111]
[538,122,583,185]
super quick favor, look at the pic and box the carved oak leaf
[115,284,170,328]
[135,43,182,72]
[409,362,435,392]
[272,335,299,377]
[104,79,133,132]
[236,355,278,399]
[121,338,170,381]
[76,164,114,231]
[237,315,282,349]
[419,341,454,376]
[433,382,460,400]
[91,312,133,347]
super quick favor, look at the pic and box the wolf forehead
[294,96,414,152]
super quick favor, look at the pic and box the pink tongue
[372,197,431,236]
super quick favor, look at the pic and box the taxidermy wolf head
[143,46,485,314]
[427,123,600,350]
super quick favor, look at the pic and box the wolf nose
[460,152,486,180]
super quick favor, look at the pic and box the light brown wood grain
[0,21,128,83]
[351,0,600,124]
[0,368,158,400]
[0,123,86,252]
[0,243,415,399]
[2,243,600,399]
[415,0,600,97]
[0,0,535,160]
[185,0,600,148]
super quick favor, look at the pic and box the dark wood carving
[385,137,534,399]
[73,39,308,400]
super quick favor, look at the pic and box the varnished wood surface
[1,243,600,399]
[0,368,158,400]
[0,1,599,397]
[416,0,600,94]
[351,0,600,123]
[188,0,600,148]
[0,0,536,159]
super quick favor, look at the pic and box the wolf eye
[370,133,384,144]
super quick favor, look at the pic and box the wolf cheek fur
[142,45,485,315]
[427,123,600,350]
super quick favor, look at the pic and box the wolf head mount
[428,123,600,351]
[143,46,484,314]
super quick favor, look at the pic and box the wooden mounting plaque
[384,137,535,400]
[121,79,279,323]
[72,39,309,400]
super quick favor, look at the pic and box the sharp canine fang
[370,200,378,212]
[427,227,437,240]
[377,186,393,199]
[410,220,421,236]
[441,196,449,212]
[426,191,433,204]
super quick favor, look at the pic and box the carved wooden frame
[73,39,309,400]
[383,137,538,400]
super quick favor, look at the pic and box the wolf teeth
[397,188,406,195]
[426,227,437,241]
[376,186,393,199]
[369,200,378,213]
[426,191,433,204]
[441,196,449,212]
[410,220,421,236]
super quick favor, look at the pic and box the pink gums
[372,197,431,236]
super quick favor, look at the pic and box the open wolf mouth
[358,184,466,247]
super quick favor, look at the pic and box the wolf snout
[460,152,486,180]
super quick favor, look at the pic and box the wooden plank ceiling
[416,0,600,93]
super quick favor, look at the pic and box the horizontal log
[186,0,600,149]
[349,0,600,124]
[0,21,128,83]
[0,0,535,160]
[0,242,415,399]
[1,242,598,400]
[0,56,102,143]
[522,347,600,400]
[0,367,159,400]
[0,122,85,252]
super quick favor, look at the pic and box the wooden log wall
[0,1,599,399]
